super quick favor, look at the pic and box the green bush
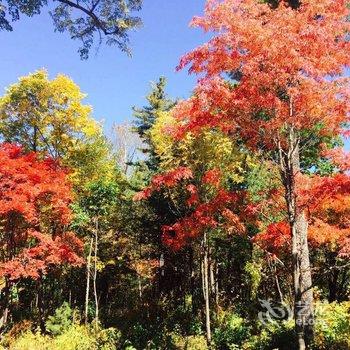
[95,327,121,350]
[241,301,350,350]
[168,333,208,350]
[6,324,120,350]
[312,301,350,350]
[242,319,295,350]
[45,302,73,336]
[213,310,251,349]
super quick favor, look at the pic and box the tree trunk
[209,247,219,308]
[37,276,45,333]
[292,211,314,350]
[0,279,10,331]
[85,236,93,325]
[202,231,212,344]
[327,252,339,302]
[279,123,314,349]
[189,247,196,315]
[93,218,99,327]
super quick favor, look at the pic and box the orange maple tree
[0,143,83,281]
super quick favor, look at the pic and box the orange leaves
[203,168,221,188]
[173,0,350,149]
[133,167,193,200]
[0,231,84,280]
[321,148,350,172]
[181,0,350,79]
[253,222,291,255]
[0,143,72,224]
[308,219,349,247]
[297,173,350,212]
[131,259,159,279]
[0,143,83,281]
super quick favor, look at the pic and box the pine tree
[133,77,175,172]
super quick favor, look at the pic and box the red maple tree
[0,143,83,281]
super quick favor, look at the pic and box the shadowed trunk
[292,210,314,349]
[279,123,314,350]
[37,275,45,333]
[0,280,10,331]
[202,231,211,344]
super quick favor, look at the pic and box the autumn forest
[0,0,350,349]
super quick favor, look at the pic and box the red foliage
[0,143,83,280]
[202,168,221,188]
[135,162,252,250]
[170,0,350,255]
[162,189,247,250]
[138,0,350,254]
[133,167,193,200]
[174,0,350,144]
[253,222,291,256]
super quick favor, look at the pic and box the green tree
[133,77,175,172]
[0,0,142,59]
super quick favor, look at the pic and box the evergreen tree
[133,77,175,172]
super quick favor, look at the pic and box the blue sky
[0,0,207,134]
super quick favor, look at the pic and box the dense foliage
[0,1,349,349]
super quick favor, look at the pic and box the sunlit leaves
[0,143,83,280]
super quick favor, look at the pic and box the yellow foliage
[0,70,99,158]
[150,111,251,184]
[0,70,116,190]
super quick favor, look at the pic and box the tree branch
[57,0,119,36]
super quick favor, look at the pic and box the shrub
[312,301,350,350]
[185,335,208,350]
[168,334,208,350]
[5,324,120,350]
[8,331,50,350]
[213,310,251,349]
[45,302,73,336]
[240,319,295,350]
[52,325,95,350]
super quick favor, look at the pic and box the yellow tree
[0,70,97,157]
[0,70,115,189]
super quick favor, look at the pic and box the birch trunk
[85,236,93,325]
[93,218,99,327]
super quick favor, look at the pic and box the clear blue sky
[0,0,207,134]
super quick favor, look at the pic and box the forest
[0,0,350,349]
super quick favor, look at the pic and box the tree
[133,77,175,172]
[0,70,97,156]
[0,0,143,59]
[0,70,114,190]
[0,143,83,328]
[170,1,350,348]
[136,110,254,343]
[112,122,142,175]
